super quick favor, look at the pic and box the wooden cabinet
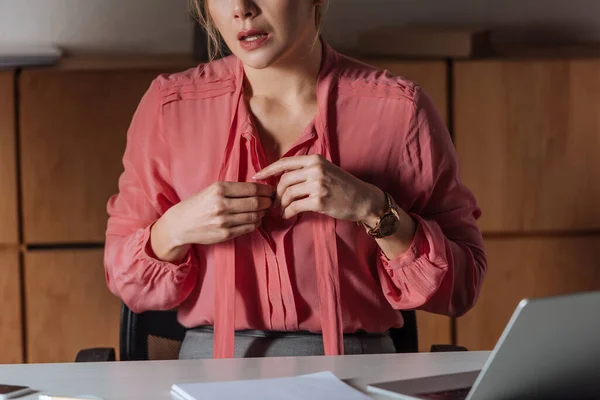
[454,60,600,351]
[363,60,451,351]
[19,70,166,244]
[412,312,451,353]
[455,60,600,233]
[0,71,18,245]
[0,249,22,364]
[456,236,600,351]
[24,249,121,363]
[0,72,21,363]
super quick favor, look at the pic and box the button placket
[242,122,318,332]
[242,132,287,330]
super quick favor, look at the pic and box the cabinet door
[0,249,22,364]
[456,236,600,351]
[361,60,451,351]
[24,249,121,363]
[19,70,165,244]
[0,71,18,244]
[455,60,600,232]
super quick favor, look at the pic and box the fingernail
[253,173,261,179]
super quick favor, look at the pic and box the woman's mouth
[242,33,268,42]
[238,29,270,51]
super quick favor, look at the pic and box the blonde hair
[190,0,326,61]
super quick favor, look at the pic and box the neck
[243,39,323,102]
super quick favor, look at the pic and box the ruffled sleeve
[104,79,199,313]
[377,86,487,317]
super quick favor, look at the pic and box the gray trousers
[179,327,396,359]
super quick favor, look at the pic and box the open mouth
[237,29,270,50]
[240,33,268,42]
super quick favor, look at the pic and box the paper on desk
[170,371,371,400]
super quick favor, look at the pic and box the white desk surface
[0,351,490,400]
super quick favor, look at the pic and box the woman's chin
[234,48,283,70]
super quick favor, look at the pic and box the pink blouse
[104,43,487,358]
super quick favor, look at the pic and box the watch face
[379,213,400,237]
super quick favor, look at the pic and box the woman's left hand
[253,155,386,224]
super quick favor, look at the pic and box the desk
[0,352,490,399]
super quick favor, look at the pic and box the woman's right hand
[150,182,274,262]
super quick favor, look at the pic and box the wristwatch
[363,192,401,239]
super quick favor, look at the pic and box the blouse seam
[154,79,178,190]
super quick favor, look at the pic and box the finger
[276,169,310,206]
[280,181,315,209]
[223,211,266,227]
[282,197,320,219]
[224,221,262,241]
[253,155,323,180]
[224,196,272,213]
[216,182,275,198]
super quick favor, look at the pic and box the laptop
[366,291,600,400]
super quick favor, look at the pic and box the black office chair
[76,303,465,362]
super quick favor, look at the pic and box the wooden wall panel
[413,312,452,353]
[24,249,121,363]
[363,60,451,351]
[0,249,22,364]
[19,70,165,244]
[0,71,18,245]
[455,60,600,233]
[457,236,600,351]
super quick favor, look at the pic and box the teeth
[243,34,266,42]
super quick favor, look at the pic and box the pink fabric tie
[213,68,244,358]
[213,51,344,358]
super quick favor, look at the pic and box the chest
[165,95,400,202]
[248,97,318,164]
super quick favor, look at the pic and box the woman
[104,0,487,359]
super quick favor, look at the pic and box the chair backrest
[390,310,419,353]
[119,304,187,361]
[119,303,418,361]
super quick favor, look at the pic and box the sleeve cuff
[139,223,194,272]
[380,214,429,270]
